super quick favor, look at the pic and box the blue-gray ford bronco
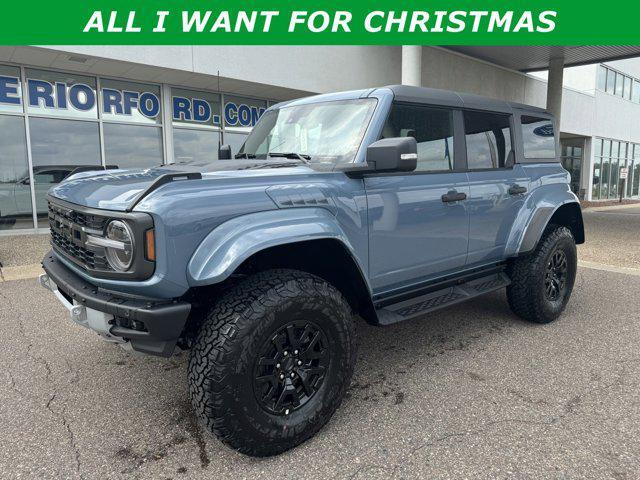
[40,85,584,456]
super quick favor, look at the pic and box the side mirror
[366,137,417,173]
[218,144,232,160]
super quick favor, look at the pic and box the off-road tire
[188,269,357,456]
[507,224,577,324]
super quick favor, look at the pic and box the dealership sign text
[0,75,265,127]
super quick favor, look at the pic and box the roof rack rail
[126,172,202,212]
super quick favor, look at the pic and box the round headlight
[105,220,134,272]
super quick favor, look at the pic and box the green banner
[1,0,638,44]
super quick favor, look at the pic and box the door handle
[441,191,467,203]
[508,185,527,195]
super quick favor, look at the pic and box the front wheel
[507,225,577,324]
[188,269,357,456]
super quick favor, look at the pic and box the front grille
[48,201,113,273]
[50,229,110,270]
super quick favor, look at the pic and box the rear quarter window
[521,116,556,159]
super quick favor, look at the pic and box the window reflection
[0,115,32,230]
[224,132,249,157]
[104,123,163,169]
[521,116,556,159]
[464,111,512,169]
[382,104,454,172]
[29,117,101,226]
[173,129,220,164]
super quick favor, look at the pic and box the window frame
[375,101,465,176]
[461,108,516,172]
[372,102,523,176]
[514,112,558,164]
[519,114,558,161]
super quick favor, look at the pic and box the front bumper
[41,250,191,357]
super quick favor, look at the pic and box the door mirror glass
[366,137,417,173]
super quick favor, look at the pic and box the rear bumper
[41,250,191,357]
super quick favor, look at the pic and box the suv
[40,85,584,456]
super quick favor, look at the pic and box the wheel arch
[186,209,377,324]
[232,239,377,324]
[514,201,584,255]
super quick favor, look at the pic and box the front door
[461,110,529,265]
[365,103,469,295]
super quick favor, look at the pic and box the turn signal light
[145,229,156,262]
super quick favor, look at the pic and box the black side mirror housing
[218,144,232,160]
[366,137,418,173]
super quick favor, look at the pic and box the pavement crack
[45,395,84,480]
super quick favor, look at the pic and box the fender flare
[505,186,583,257]
[507,200,584,256]
[187,208,366,287]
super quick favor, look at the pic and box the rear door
[463,110,530,265]
[365,103,469,294]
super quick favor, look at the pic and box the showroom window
[0,65,23,114]
[103,123,163,169]
[633,145,640,197]
[26,69,98,119]
[0,115,31,230]
[101,79,162,125]
[29,117,101,226]
[101,79,164,168]
[0,63,274,233]
[592,137,637,200]
[560,142,583,195]
[223,95,268,153]
[171,88,222,163]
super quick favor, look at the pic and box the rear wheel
[188,269,357,456]
[507,225,577,324]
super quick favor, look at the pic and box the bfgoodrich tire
[188,269,357,456]
[507,224,577,324]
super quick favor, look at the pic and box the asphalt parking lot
[1,204,640,479]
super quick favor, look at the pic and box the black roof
[380,85,551,117]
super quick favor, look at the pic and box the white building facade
[0,45,639,234]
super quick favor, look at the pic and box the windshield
[237,98,377,164]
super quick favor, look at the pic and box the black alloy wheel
[544,249,568,301]
[253,321,329,416]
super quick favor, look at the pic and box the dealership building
[1,45,640,234]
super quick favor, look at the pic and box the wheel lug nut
[283,351,288,356]
[297,360,302,366]
[280,373,285,380]
[276,363,280,368]
[294,349,298,355]
[285,409,290,415]
[290,372,295,378]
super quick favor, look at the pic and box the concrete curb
[582,202,640,212]
[0,263,43,282]
[578,260,640,276]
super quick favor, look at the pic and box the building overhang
[442,46,640,72]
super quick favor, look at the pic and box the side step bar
[375,272,511,326]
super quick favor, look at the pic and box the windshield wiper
[234,152,256,159]
[268,152,312,164]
